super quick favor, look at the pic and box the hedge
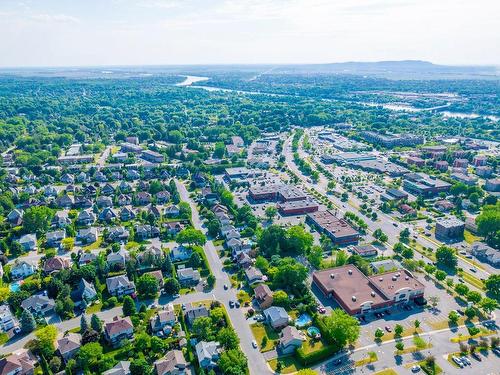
[295,343,341,366]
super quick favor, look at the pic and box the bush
[295,343,340,366]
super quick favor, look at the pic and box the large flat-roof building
[306,210,359,245]
[435,218,465,241]
[278,199,319,216]
[361,131,424,148]
[248,184,307,203]
[403,173,451,197]
[313,265,425,316]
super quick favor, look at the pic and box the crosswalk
[321,361,355,375]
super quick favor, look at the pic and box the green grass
[373,370,398,375]
[0,333,9,345]
[82,237,103,251]
[86,301,103,314]
[460,271,485,290]
[463,230,480,244]
[355,351,378,367]
[450,329,496,343]
[250,323,279,352]
[419,360,442,375]
[268,356,305,374]
[300,337,326,355]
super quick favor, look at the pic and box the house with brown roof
[43,256,71,274]
[254,284,273,309]
[56,333,81,363]
[0,349,36,375]
[104,316,134,347]
[154,350,191,375]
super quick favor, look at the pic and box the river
[176,76,499,122]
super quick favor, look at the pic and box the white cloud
[29,13,80,23]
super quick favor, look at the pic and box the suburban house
[154,350,191,375]
[170,246,192,262]
[79,252,97,266]
[77,210,96,226]
[471,242,500,266]
[7,209,23,226]
[0,305,17,332]
[278,326,305,354]
[71,278,98,306]
[195,341,220,370]
[0,349,36,375]
[143,270,164,288]
[244,266,264,285]
[11,259,37,279]
[106,275,136,297]
[107,248,130,268]
[107,226,130,242]
[254,284,274,309]
[135,224,160,240]
[18,234,37,251]
[56,333,81,363]
[104,316,134,347]
[263,306,290,329]
[77,227,98,244]
[177,267,200,286]
[21,294,56,316]
[150,304,176,334]
[185,304,209,325]
[43,256,71,274]
[102,361,131,375]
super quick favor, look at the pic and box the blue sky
[1,0,499,67]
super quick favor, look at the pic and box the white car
[252,340,258,349]
[452,356,464,368]
[411,365,421,372]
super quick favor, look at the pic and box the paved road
[283,134,490,290]
[2,181,272,375]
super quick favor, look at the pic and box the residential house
[170,246,192,262]
[18,234,37,251]
[56,333,81,363]
[77,209,96,226]
[106,275,136,297]
[177,267,200,286]
[471,242,500,267]
[61,173,75,184]
[52,211,71,228]
[43,256,71,274]
[195,341,220,370]
[99,207,118,222]
[164,221,186,235]
[120,207,136,221]
[46,230,66,248]
[254,284,273,309]
[97,196,113,208]
[0,349,36,375]
[144,270,164,289]
[21,294,55,316]
[7,209,23,226]
[185,304,209,325]
[165,205,180,217]
[101,183,115,196]
[156,191,171,204]
[245,267,264,285]
[55,194,74,208]
[102,361,131,375]
[78,252,97,266]
[11,259,37,279]
[136,192,152,206]
[263,306,289,329]
[74,196,93,209]
[154,350,191,375]
[0,305,17,332]
[278,326,305,354]
[135,224,160,240]
[150,304,176,334]
[71,279,98,306]
[77,227,98,245]
[104,316,134,347]
[107,226,130,242]
[107,248,130,268]
[118,194,133,206]
[236,252,253,269]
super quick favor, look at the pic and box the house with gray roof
[263,306,289,329]
[195,341,220,370]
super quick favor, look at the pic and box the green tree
[90,314,102,333]
[34,325,57,358]
[136,274,159,299]
[217,327,240,350]
[22,206,54,235]
[265,206,278,222]
[480,297,498,314]
[273,290,289,308]
[272,257,308,292]
[218,349,248,375]
[394,324,403,337]
[436,246,457,269]
[307,245,323,269]
[448,311,459,324]
[77,342,103,372]
[286,225,314,254]
[464,307,476,320]
[395,342,404,351]
[485,274,500,299]
[374,328,384,340]
[20,309,36,333]
[192,317,214,341]
[322,309,360,347]
[466,291,482,305]
[454,283,469,296]
[435,270,447,281]
[401,247,414,259]
[176,228,206,246]
[122,296,136,316]
[476,203,500,246]
[49,356,61,373]
[80,314,89,333]
[151,336,164,353]
[164,278,180,295]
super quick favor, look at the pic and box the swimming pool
[295,313,312,328]
[10,281,22,292]
[307,326,321,338]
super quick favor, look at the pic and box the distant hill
[273,60,499,80]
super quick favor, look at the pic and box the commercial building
[57,155,94,164]
[435,218,465,241]
[313,265,425,316]
[351,159,409,177]
[403,173,451,197]
[120,142,143,153]
[485,178,500,192]
[380,188,408,202]
[406,156,425,167]
[224,167,254,183]
[248,184,307,203]
[306,210,359,245]
[361,131,424,148]
[473,155,488,166]
[277,199,319,215]
[450,172,477,186]
[325,152,376,164]
[351,244,378,257]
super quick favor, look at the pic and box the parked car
[452,356,464,368]
[385,326,392,332]
[229,300,235,308]
[252,340,258,349]
[254,314,265,322]
[460,356,471,366]
[471,352,482,361]
[411,365,421,372]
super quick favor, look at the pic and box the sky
[0,0,499,67]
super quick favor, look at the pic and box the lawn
[250,323,279,352]
[300,337,326,355]
[460,271,485,290]
[82,237,103,251]
[463,230,480,244]
[450,329,496,343]
[376,327,423,342]
[0,333,9,345]
[395,343,432,355]
[419,360,442,375]
[268,356,305,374]
[86,301,103,314]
